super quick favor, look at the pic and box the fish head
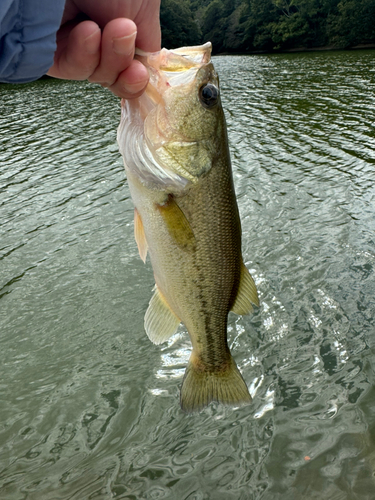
[118,43,226,191]
[143,44,221,142]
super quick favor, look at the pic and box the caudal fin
[180,355,252,413]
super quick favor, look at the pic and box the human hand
[47,0,161,99]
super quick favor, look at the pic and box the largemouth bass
[117,42,259,412]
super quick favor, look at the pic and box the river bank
[217,42,375,56]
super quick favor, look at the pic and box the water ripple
[1,52,375,499]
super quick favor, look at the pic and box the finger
[48,21,101,80]
[107,59,149,99]
[134,1,162,52]
[88,18,137,87]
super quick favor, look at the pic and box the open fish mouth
[136,42,212,76]
[133,42,213,119]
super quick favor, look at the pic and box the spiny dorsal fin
[144,285,180,345]
[231,262,259,315]
[134,208,148,263]
[156,195,196,251]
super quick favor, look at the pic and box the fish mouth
[135,42,212,102]
[135,42,212,72]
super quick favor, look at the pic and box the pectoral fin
[231,263,259,315]
[134,208,148,263]
[145,286,180,345]
[157,195,196,251]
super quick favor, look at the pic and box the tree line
[160,0,375,53]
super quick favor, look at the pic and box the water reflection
[1,50,375,499]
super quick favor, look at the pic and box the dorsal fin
[231,263,259,315]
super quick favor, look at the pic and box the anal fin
[231,262,259,315]
[134,208,148,263]
[145,286,180,345]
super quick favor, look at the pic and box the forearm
[0,0,65,83]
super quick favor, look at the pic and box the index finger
[133,8,161,52]
[88,18,137,87]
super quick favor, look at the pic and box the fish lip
[137,44,213,95]
[135,42,212,69]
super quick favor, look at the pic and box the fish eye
[199,83,219,109]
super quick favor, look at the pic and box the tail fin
[180,355,252,413]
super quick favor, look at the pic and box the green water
[1,50,374,499]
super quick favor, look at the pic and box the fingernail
[113,31,137,56]
[84,28,101,54]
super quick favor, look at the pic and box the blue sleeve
[0,0,65,83]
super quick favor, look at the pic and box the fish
[117,42,259,412]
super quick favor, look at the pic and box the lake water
[1,49,374,499]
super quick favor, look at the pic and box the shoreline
[217,43,375,56]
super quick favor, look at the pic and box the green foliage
[160,0,201,49]
[199,0,243,52]
[327,0,375,47]
[160,0,375,52]
[241,0,276,51]
[268,13,310,49]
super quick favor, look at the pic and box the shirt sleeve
[0,0,65,83]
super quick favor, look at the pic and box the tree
[269,0,326,49]
[200,0,242,52]
[241,0,278,51]
[160,0,201,49]
[327,0,375,47]
[159,0,375,53]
